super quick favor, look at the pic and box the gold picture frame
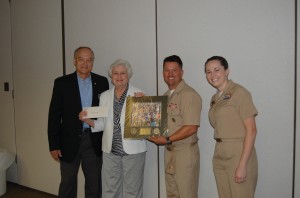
[124,96,168,139]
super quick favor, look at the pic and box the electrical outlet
[4,82,9,91]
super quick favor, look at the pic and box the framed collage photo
[124,96,168,139]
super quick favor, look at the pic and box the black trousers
[59,132,102,198]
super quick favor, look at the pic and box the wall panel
[11,0,62,194]
[295,0,299,197]
[0,0,17,182]
[157,0,295,197]
[64,0,158,197]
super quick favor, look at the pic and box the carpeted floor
[0,182,57,198]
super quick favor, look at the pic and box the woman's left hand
[134,92,145,97]
[234,164,247,184]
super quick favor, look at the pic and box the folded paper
[83,106,108,118]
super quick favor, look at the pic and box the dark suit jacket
[48,72,109,162]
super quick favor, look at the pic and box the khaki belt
[214,138,244,143]
[166,141,197,151]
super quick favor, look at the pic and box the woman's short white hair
[108,59,133,78]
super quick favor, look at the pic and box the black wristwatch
[166,136,172,145]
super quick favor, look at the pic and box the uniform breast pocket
[167,105,182,125]
[215,100,236,118]
[167,106,181,116]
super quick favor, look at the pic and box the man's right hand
[50,150,62,162]
[79,110,95,127]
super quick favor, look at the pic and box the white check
[83,106,108,118]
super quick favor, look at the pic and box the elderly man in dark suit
[48,46,109,198]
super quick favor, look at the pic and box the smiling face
[111,64,129,88]
[73,48,94,79]
[205,59,229,91]
[163,61,184,90]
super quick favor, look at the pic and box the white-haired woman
[79,59,146,198]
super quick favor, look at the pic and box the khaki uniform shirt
[165,80,202,145]
[208,80,258,139]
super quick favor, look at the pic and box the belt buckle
[83,128,91,133]
[214,138,222,143]
[166,144,173,151]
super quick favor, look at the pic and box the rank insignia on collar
[223,93,231,100]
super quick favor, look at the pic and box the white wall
[0,0,297,197]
